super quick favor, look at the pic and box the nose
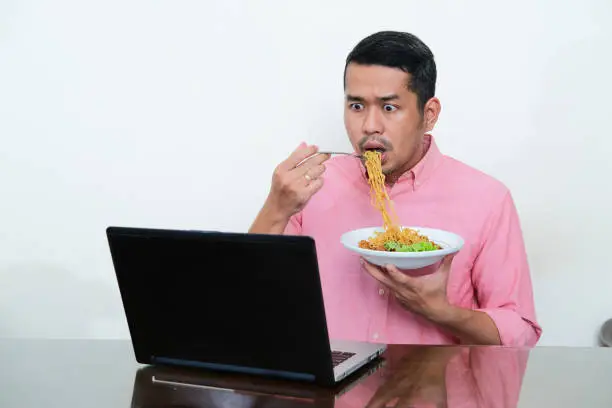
[362,107,384,136]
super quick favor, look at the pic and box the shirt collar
[360,134,443,190]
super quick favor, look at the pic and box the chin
[381,163,395,176]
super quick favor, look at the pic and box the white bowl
[340,226,464,270]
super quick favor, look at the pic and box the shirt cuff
[476,308,542,347]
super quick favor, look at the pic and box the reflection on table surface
[2,339,612,408]
[130,345,528,408]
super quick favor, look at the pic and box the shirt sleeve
[283,212,303,235]
[472,191,542,346]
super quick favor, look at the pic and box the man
[249,31,541,346]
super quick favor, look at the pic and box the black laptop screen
[108,228,333,379]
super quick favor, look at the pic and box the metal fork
[318,151,363,159]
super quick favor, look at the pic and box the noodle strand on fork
[358,150,439,252]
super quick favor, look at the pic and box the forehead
[344,63,411,98]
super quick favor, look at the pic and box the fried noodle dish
[358,150,440,252]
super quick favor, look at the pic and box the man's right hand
[269,142,330,217]
[249,143,330,234]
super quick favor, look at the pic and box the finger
[383,264,413,286]
[361,259,395,288]
[300,164,326,186]
[364,394,394,408]
[437,254,456,276]
[307,164,326,180]
[442,254,455,269]
[279,143,319,171]
[294,152,330,173]
[304,177,324,196]
[365,386,400,408]
[290,179,324,212]
[290,153,330,185]
[395,396,417,408]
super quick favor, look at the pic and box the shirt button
[378,288,385,296]
[372,333,379,340]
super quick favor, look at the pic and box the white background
[1,0,610,346]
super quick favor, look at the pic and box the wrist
[261,197,292,225]
[249,198,291,235]
[427,303,466,326]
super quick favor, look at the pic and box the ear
[423,97,441,132]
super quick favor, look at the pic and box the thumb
[439,254,455,274]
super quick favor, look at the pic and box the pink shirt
[284,135,542,346]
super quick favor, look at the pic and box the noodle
[358,150,440,252]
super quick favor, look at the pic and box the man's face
[343,63,437,181]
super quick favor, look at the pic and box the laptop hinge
[151,356,316,382]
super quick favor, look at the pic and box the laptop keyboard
[331,350,356,367]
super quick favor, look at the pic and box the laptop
[129,356,385,407]
[106,226,386,387]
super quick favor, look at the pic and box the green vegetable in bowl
[383,240,438,252]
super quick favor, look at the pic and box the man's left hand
[360,255,455,322]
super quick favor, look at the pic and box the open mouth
[362,147,388,165]
[362,139,387,153]
[361,140,389,163]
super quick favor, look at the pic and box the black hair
[344,31,436,114]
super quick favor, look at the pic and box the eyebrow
[379,94,400,102]
[345,94,400,102]
[346,94,364,102]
